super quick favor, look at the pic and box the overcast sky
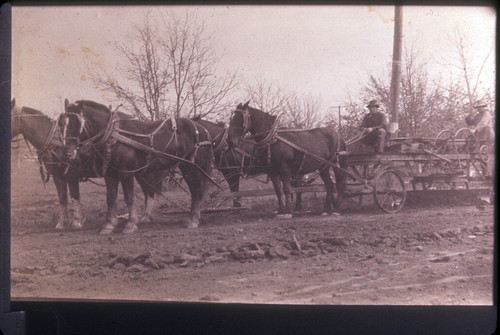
[12,5,496,118]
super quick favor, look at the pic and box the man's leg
[375,129,386,153]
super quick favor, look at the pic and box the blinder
[231,107,251,137]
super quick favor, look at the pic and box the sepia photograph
[10,5,495,306]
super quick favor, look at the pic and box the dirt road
[10,158,494,305]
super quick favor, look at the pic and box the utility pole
[390,6,403,138]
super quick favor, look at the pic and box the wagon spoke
[373,170,406,213]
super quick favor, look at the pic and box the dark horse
[193,116,304,210]
[227,102,347,217]
[59,100,213,233]
[11,99,161,230]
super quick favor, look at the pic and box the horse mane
[71,100,135,119]
[75,100,109,111]
[19,106,53,122]
[20,106,41,114]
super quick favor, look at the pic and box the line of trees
[339,28,494,140]
[87,10,494,139]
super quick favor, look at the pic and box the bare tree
[89,10,238,121]
[285,93,324,128]
[343,41,480,138]
[90,13,169,120]
[447,25,494,108]
[244,77,293,117]
[160,12,238,119]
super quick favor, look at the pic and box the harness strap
[213,128,229,154]
[94,110,118,147]
[111,132,223,190]
[274,134,340,168]
[37,120,58,156]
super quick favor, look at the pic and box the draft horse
[60,100,214,233]
[192,117,305,210]
[227,102,347,217]
[11,98,86,230]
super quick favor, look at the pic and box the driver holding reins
[359,100,388,153]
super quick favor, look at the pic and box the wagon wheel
[372,170,406,213]
[434,130,454,153]
[454,128,478,153]
[479,144,491,163]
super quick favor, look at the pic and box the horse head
[59,99,88,161]
[227,101,251,146]
[11,98,22,138]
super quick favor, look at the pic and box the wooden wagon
[223,127,494,214]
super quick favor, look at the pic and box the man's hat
[367,100,380,108]
[474,100,488,108]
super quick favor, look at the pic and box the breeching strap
[273,134,346,168]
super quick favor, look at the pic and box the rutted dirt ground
[10,157,494,305]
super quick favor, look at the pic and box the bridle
[61,111,87,147]
[230,107,251,138]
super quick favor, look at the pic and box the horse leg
[292,177,303,212]
[121,175,139,234]
[224,169,242,207]
[280,165,294,217]
[332,151,348,214]
[136,173,161,224]
[67,173,84,230]
[179,166,206,229]
[319,167,335,215]
[101,175,120,234]
[53,175,69,230]
[269,172,286,215]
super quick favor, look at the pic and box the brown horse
[11,99,161,230]
[192,116,305,210]
[59,100,214,233]
[227,102,347,217]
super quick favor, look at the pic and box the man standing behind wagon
[465,100,494,145]
[359,100,388,153]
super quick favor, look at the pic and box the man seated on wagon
[465,100,494,146]
[359,100,388,153]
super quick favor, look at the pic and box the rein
[13,111,70,183]
[212,127,229,154]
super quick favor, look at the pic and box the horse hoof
[139,215,153,224]
[123,224,138,234]
[71,217,85,230]
[186,221,199,229]
[276,214,293,219]
[71,221,83,230]
[55,222,65,230]
[321,212,340,217]
[99,224,116,235]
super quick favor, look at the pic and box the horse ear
[11,98,16,109]
[64,99,69,110]
[243,100,250,108]
[237,103,242,109]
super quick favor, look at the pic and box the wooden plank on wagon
[227,184,328,198]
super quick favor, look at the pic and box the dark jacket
[359,111,388,131]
